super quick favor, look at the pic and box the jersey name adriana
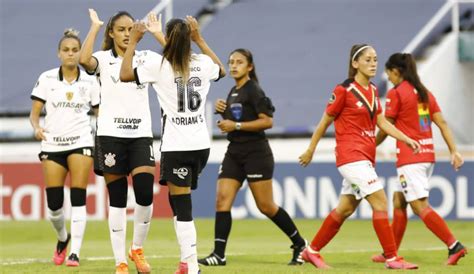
[136,52,219,151]
[91,50,152,138]
[31,67,100,152]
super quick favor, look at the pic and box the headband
[351,45,371,62]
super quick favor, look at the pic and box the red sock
[373,210,397,259]
[419,207,456,247]
[392,208,408,249]
[310,209,344,251]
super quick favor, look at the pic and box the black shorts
[94,136,155,176]
[159,149,210,190]
[39,147,93,170]
[218,140,274,183]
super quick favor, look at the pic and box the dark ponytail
[385,53,429,104]
[102,11,134,51]
[162,18,192,81]
[230,48,259,83]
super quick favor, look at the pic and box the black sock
[270,207,305,246]
[213,211,232,258]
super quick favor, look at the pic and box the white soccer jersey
[31,67,100,152]
[135,52,220,151]
[91,50,152,138]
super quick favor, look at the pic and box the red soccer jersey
[326,79,382,167]
[385,80,441,167]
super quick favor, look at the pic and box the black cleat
[447,241,467,265]
[198,253,226,266]
[288,239,308,265]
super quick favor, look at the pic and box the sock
[109,206,127,265]
[373,210,397,259]
[132,204,153,250]
[420,207,456,247]
[310,209,344,251]
[176,220,198,271]
[213,211,232,258]
[70,206,87,256]
[270,207,305,246]
[48,208,68,242]
[392,208,407,250]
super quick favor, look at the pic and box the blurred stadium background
[0,0,473,272]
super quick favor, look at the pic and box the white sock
[109,206,127,265]
[176,220,198,272]
[48,208,68,242]
[132,204,152,250]
[70,206,87,256]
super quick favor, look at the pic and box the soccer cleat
[288,239,308,265]
[53,233,71,265]
[198,253,226,266]
[115,263,129,274]
[446,242,467,265]
[301,247,330,269]
[65,253,80,267]
[371,253,386,263]
[175,262,188,274]
[128,247,151,274]
[385,257,418,269]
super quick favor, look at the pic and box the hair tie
[352,45,370,62]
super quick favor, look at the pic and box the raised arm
[186,16,226,78]
[375,117,395,146]
[432,112,464,171]
[79,9,103,72]
[377,114,420,153]
[146,13,166,47]
[299,113,335,167]
[30,100,47,141]
[120,22,146,82]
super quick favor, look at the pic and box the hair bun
[64,28,79,37]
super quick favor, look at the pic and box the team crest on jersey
[66,92,74,101]
[328,93,336,104]
[104,153,116,167]
[356,101,363,108]
[173,167,189,179]
[135,59,145,67]
[78,86,87,98]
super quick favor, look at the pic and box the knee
[410,202,428,216]
[256,201,278,217]
[132,173,154,206]
[336,206,356,219]
[46,187,64,211]
[215,192,232,211]
[392,193,407,209]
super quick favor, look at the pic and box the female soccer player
[30,29,99,267]
[298,44,420,270]
[371,52,467,265]
[198,49,307,267]
[80,9,160,274]
[120,16,226,274]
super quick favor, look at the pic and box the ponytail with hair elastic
[58,28,81,49]
[162,18,191,81]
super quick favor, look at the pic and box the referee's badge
[66,91,74,101]
[230,103,243,121]
[104,153,116,167]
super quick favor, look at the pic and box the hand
[451,151,464,171]
[145,12,162,34]
[217,119,236,133]
[34,127,47,141]
[129,22,146,44]
[215,99,227,113]
[185,15,202,42]
[89,9,104,27]
[405,137,420,154]
[299,149,314,167]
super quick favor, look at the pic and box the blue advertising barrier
[193,161,474,220]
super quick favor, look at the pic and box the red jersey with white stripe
[326,79,382,167]
[385,80,441,167]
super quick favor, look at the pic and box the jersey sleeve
[325,85,346,117]
[30,72,47,103]
[89,51,104,75]
[429,92,441,114]
[135,51,163,85]
[384,88,400,119]
[252,88,275,117]
[200,54,220,81]
[90,77,101,108]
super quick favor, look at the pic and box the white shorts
[394,162,434,202]
[338,160,383,200]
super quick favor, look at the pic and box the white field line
[1,246,471,266]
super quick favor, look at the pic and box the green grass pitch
[1,219,472,273]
